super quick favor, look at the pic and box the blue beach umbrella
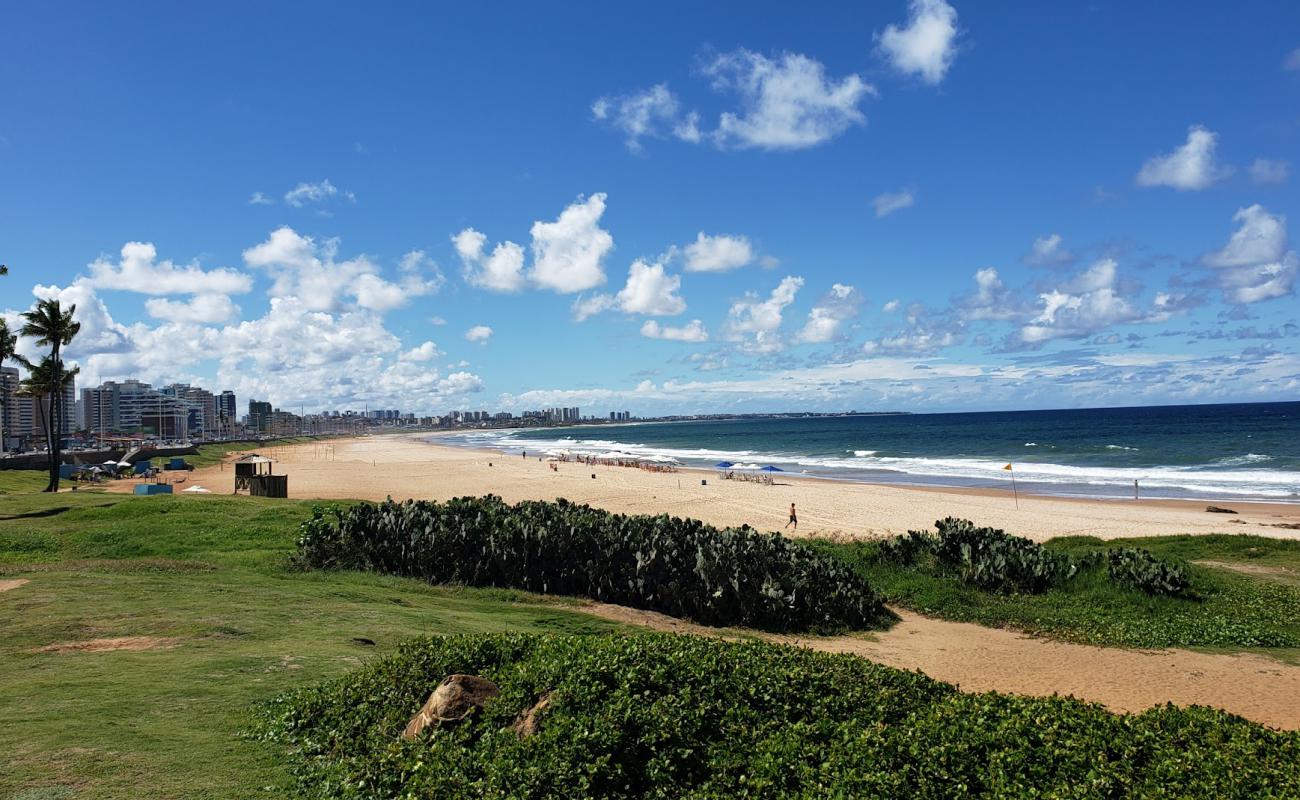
[714,461,735,469]
[759,465,784,472]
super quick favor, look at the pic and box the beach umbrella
[182,485,212,493]
[714,461,735,469]
[102,459,119,466]
[759,465,784,472]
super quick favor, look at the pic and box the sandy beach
[157,433,1300,541]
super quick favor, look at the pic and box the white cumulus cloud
[725,275,804,352]
[1023,233,1074,266]
[145,294,240,324]
[400,341,442,362]
[465,325,493,344]
[1136,125,1232,191]
[1203,205,1296,305]
[591,84,700,152]
[243,226,437,312]
[683,232,755,272]
[527,193,614,293]
[1019,259,1158,343]
[877,0,961,85]
[283,179,355,208]
[452,228,527,293]
[704,50,875,151]
[88,241,252,296]
[795,283,862,343]
[641,319,708,342]
[959,267,1020,320]
[572,259,687,320]
[615,259,686,315]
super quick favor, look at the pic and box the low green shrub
[933,517,1078,594]
[876,521,1198,599]
[255,633,1300,799]
[295,495,888,633]
[880,518,1077,594]
[875,529,933,566]
[1107,547,1192,597]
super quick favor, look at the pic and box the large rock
[509,692,552,738]
[401,674,501,740]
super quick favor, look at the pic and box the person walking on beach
[785,502,797,531]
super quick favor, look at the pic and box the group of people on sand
[716,470,778,486]
[528,450,679,474]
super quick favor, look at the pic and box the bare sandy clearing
[1194,560,1300,586]
[578,602,1300,730]
[0,579,29,592]
[34,636,182,654]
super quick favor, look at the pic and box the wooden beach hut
[233,454,288,498]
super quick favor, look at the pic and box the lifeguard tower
[233,454,288,498]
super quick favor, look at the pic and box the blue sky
[1,1,1298,416]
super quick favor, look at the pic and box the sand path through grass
[579,601,1300,730]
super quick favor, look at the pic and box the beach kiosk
[233,453,288,498]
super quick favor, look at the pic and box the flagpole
[1004,463,1019,509]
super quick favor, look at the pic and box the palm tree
[0,319,15,451]
[15,357,78,459]
[19,299,80,492]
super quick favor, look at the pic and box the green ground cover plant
[1106,546,1192,596]
[814,532,1300,651]
[295,495,890,633]
[256,632,1300,800]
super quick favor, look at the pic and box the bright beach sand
[169,433,1300,541]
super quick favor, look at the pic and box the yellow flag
[1003,463,1013,471]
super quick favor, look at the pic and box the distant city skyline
[1,2,1298,416]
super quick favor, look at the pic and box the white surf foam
[440,432,1299,499]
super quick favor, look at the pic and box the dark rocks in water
[1272,522,1300,530]
[401,674,501,740]
[1205,506,1238,514]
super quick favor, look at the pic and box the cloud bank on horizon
[1,1,1297,416]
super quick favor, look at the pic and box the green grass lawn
[812,533,1300,655]
[0,469,55,493]
[0,493,620,800]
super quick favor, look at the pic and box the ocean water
[440,402,1300,502]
